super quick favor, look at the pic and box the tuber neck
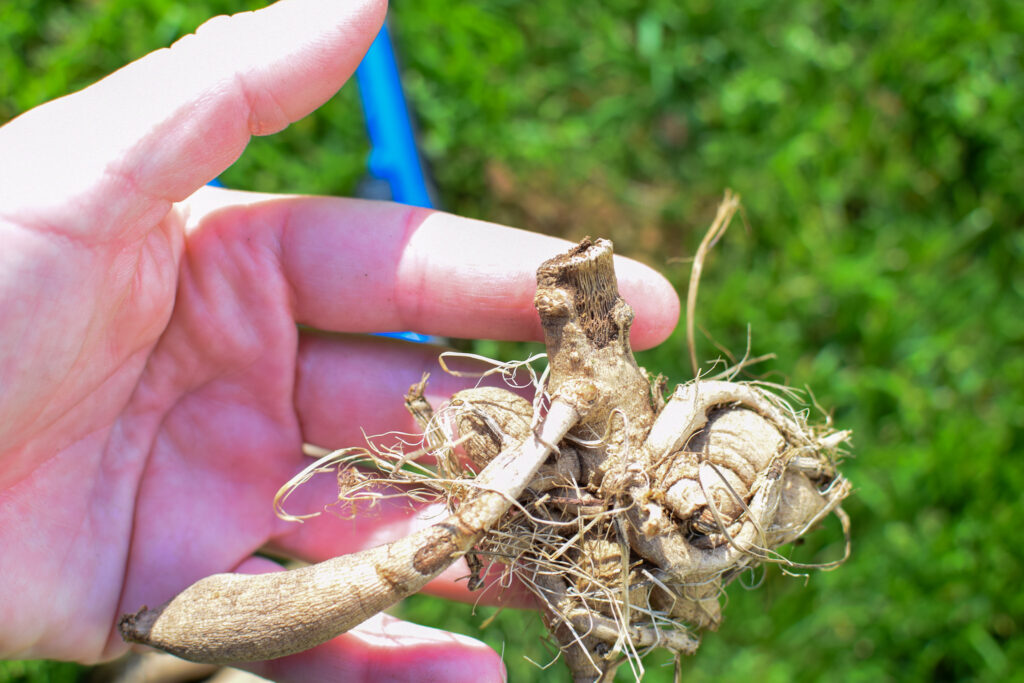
[534,238,654,444]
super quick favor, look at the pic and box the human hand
[0,0,679,680]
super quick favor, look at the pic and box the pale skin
[0,0,680,681]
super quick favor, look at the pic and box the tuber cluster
[119,237,850,683]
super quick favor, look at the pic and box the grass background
[2,0,1022,681]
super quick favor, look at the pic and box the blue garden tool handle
[355,22,434,211]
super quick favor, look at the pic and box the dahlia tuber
[119,237,850,683]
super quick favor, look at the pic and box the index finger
[182,187,681,349]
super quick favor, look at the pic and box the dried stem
[687,191,741,377]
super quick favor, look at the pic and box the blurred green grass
[2,0,1022,681]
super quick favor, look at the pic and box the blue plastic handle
[355,22,434,210]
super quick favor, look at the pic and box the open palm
[0,1,678,680]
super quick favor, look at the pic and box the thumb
[0,0,386,241]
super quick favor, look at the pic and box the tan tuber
[120,237,850,682]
